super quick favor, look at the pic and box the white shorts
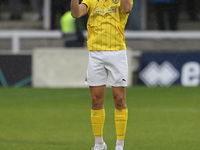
[85,50,128,87]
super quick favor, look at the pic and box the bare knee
[114,95,127,110]
[112,87,127,109]
[91,95,104,110]
[90,86,105,110]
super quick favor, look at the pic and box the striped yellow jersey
[82,0,133,51]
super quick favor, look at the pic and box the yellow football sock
[115,108,128,140]
[91,109,105,137]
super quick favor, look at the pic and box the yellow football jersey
[82,0,133,51]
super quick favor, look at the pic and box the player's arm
[121,0,132,13]
[71,0,88,18]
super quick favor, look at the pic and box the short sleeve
[82,0,90,13]
[131,0,134,6]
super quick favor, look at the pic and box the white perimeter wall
[32,48,136,88]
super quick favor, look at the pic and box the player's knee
[91,96,104,109]
[114,96,126,109]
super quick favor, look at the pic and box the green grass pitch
[0,86,200,150]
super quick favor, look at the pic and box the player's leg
[112,87,128,150]
[105,50,128,150]
[90,86,107,149]
[86,51,108,149]
[112,87,127,110]
[90,85,106,110]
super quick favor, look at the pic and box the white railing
[125,31,200,39]
[0,30,200,54]
[0,30,62,54]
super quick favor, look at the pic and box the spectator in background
[30,0,43,21]
[186,0,199,21]
[51,0,70,29]
[151,0,179,30]
[9,0,22,20]
[60,11,85,47]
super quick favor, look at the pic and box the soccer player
[71,0,133,149]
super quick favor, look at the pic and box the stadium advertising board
[139,52,200,87]
[0,55,31,87]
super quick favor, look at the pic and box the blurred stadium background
[0,0,200,87]
[0,0,200,150]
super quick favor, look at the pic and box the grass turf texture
[0,86,199,150]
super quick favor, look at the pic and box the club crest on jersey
[112,0,119,4]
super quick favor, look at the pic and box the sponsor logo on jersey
[93,6,117,15]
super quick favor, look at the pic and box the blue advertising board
[139,52,200,86]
